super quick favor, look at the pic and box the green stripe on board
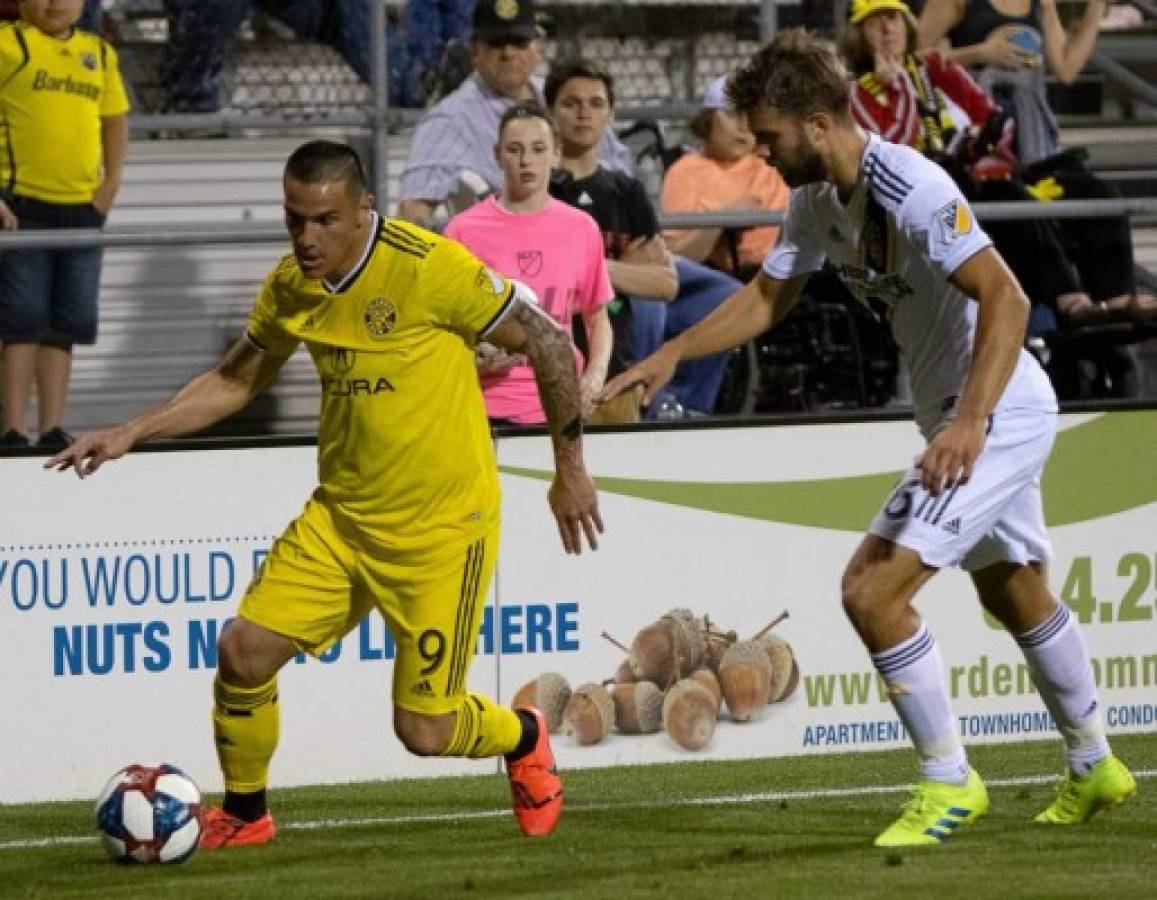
[500,411,1157,531]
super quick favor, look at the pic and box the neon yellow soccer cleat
[1034,755,1137,825]
[874,768,989,847]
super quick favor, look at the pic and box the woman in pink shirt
[445,103,614,425]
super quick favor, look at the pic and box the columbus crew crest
[364,297,397,339]
[495,0,520,19]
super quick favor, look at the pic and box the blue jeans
[0,197,105,346]
[632,257,739,415]
[398,0,474,108]
[164,0,375,112]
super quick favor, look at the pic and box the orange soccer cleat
[506,707,563,837]
[199,806,277,849]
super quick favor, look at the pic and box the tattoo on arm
[509,300,583,449]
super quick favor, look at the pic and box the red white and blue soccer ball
[94,764,202,863]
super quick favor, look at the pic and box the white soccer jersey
[763,134,1057,437]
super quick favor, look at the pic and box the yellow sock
[212,676,280,793]
[441,693,523,759]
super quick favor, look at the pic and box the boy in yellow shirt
[0,0,129,450]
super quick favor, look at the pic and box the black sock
[505,709,539,762]
[222,789,267,822]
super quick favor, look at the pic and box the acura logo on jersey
[517,250,543,277]
[364,297,397,339]
[322,376,396,397]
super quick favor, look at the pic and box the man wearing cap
[397,0,633,227]
[661,75,790,279]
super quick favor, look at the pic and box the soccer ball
[94,764,203,863]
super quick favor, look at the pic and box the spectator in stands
[162,0,376,114]
[444,103,613,425]
[546,58,736,419]
[397,0,476,109]
[0,0,130,451]
[918,0,1106,164]
[660,76,790,280]
[850,0,1154,325]
[397,0,633,228]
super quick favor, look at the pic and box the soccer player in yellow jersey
[47,140,602,845]
[0,0,129,451]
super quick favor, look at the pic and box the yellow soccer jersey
[247,216,517,550]
[0,21,130,203]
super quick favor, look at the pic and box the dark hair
[839,11,918,75]
[728,29,852,122]
[688,108,717,142]
[284,140,368,195]
[498,101,559,143]
[543,58,616,109]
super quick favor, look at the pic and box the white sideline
[4,769,1153,851]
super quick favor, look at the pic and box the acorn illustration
[511,672,572,733]
[662,678,718,751]
[611,680,664,734]
[688,667,723,716]
[563,682,615,745]
[629,608,705,688]
[719,640,773,722]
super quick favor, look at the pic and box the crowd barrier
[2,410,1154,802]
[3,197,1156,252]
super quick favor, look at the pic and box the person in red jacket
[841,0,1155,327]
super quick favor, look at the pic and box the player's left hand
[548,465,603,555]
[917,416,988,497]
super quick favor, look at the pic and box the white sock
[871,623,969,785]
[1016,604,1110,775]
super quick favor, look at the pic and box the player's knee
[216,621,284,688]
[841,568,883,630]
[393,708,453,757]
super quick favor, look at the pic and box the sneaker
[505,707,563,837]
[36,428,74,452]
[874,768,989,847]
[1034,755,1137,824]
[199,806,276,849]
[0,429,30,449]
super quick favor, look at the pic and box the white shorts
[869,410,1056,571]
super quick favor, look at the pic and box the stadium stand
[47,0,1157,432]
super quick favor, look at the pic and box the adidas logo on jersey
[942,517,962,535]
[411,679,435,697]
[577,191,594,206]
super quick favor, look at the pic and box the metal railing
[3,198,1156,251]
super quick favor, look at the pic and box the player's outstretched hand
[548,464,603,555]
[917,416,987,496]
[597,343,680,410]
[43,427,134,479]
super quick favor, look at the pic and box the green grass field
[3,733,1154,899]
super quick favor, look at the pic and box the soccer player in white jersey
[600,30,1136,847]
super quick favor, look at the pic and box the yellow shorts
[239,498,497,715]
